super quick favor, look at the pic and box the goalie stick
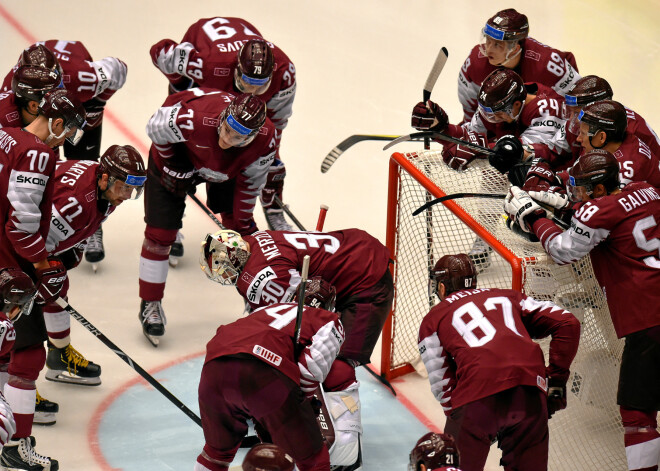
[384,130,496,155]
[412,192,570,230]
[321,134,399,173]
[274,195,307,231]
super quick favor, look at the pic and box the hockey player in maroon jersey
[0,64,63,129]
[194,300,344,471]
[139,91,275,346]
[408,432,461,471]
[200,228,393,470]
[418,254,580,471]
[242,444,295,471]
[150,17,297,231]
[0,88,85,471]
[504,149,660,471]
[458,8,580,123]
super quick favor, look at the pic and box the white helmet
[200,230,250,286]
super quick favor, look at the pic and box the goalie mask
[200,230,250,286]
[242,443,294,471]
[430,254,477,298]
[567,149,620,202]
[0,268,37,322]
[477,69,527,123]
[408,432,459,471]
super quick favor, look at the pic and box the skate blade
[33,412,57,426]
[92,263,99,273]
[168,256,179,268]
[144,333,161,347]
[45,369,101,386]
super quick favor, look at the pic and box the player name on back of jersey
[618,186,659,213]
[253,231,282,260]
[0,131,17,154]
[444,288,491,304]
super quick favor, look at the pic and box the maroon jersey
[2,40,127,129]
[0,128,56,266]
[151,17,296,132]
[613,132,660,188]
[533,182,660,338]
[236,229,391,309]
[205,303,344,393]
[145,88,276,232]
[45,160,114,255]
[0,92,22,129]
[458,38,580,122]
[418,288,579,414]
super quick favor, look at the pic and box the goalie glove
[411,100,449,132]
[503,186,546,233]
[442,130,488,171]
[529,189,570,210]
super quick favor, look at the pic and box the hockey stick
[188,193,226,230]
[273,195,307,231]
[294,255,311,357]
[320,135,399,173]
[316,205,329,231]
[55,297,202,427]
[412,192,570,230]
[384,131,496,155]
[423,47,449,150]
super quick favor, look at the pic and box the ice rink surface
[0,0,658,469]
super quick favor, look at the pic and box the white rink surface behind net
[388,153,625,469]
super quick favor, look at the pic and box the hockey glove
[441,131,488,171]
[411,100,449,132]
[0,391,16,447]
[547,377,568,418]
[35,259,67,304]
[58,242,86,271]
[529,189,570,210]
[160,159,196,198]
[503,186,545,233]
[489,135,524,174]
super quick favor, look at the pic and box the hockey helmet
[218,93,267,148]
[200,230,251,286]
[11,65,63,105]
[483,9,529,42]
[242,443,295,471]
[97,145,147,200]
[578,100,627,146]
[0,268,36,321]
[430,254,477,297]
[235,39,275,93]
[564,75,614,132]
[18,44,63,76]
[408,432,459,471]
[297,277,337,311]
[477,69,527,123]
[567,149,620,201]
[38,89,87,145]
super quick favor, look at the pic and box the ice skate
[264,207,293,231]
[45,343,101,386]
[84,226,104,273]
[0,436,59,470]
[33,390,58,426]
[139,300,167,347]
[468,238,493,273]
[169,231,184,268]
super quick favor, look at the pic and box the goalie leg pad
[621,406,660,471]
[323,381,362,466]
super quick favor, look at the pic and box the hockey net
[381,150,626,469]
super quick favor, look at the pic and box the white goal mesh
[382,150,626,470]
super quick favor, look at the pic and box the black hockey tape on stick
[55,297,203,427]
[188,193,225,230]
[423,46,449,150]
[294,255,311,357]
[320,135,399,173]
[273,195,307,231]
[412,192,570,230]
[384,131,496,155]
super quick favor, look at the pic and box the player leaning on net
[39,146,145,392]
[418,254,580,471]
[504,150,660,471]
[3,42,128,268]
[408,432,461,471]
[458,8,580,123]
[139,91,275,346]
[0,89,86,471]
[201,228,393,470]
[194,294,344,471]
[150,17,297,233]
